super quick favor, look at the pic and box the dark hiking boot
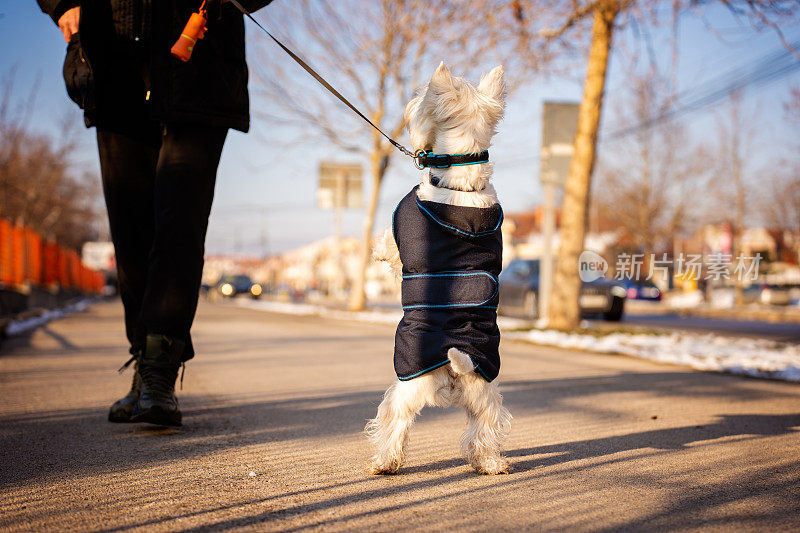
[108,354,141,423]
[131,334,185,427]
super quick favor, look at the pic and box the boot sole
[131,406,182,427]
[108,413,135,423]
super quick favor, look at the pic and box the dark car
[618,278,662,301]
[499,258,626,321]
[209,274,263,300]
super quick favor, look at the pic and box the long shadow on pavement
[2,369,797,490]
[95,413,800,532]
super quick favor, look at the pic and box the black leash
[229,1,492,172]
[228,0,417,160]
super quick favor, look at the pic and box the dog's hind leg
[365,379,423,474]
[450,350,512,474]
[365,374,443,475]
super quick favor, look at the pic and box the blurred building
[203,236,400,302]
[677,224,800,266]
[504,207,620,263]
[202,219,800,305]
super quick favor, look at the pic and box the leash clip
[413,149,426,170]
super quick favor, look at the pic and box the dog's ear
[405,86,436,151]
[478,65,506,103]
[429,61,455,94]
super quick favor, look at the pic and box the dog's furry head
[405,63,505,185]
[405,62,506,153]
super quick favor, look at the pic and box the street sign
[541,102,580,186]
[317,162,363,209]
[81,241,115,271]
[318,161,363,301]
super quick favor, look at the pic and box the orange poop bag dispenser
[171,1,208,62]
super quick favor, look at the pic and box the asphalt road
[1,300,799,531]
[618,312,800,342]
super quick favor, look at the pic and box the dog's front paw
[471,455,510,475]
[370,457,401,475]
[371,245,387,263]
[372,227,400,266]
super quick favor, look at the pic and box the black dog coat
[392,185,503,382]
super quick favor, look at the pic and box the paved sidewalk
[1,300,799,531]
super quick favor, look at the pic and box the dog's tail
[448,348,476,375]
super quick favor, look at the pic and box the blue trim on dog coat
[392,186,503,382]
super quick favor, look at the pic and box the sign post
[318,162,363,298]
[540,102,579,323]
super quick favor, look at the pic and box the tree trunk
[734,151,746,307]
[349,144,388,311]
[733,227,744,306]
[548,2,618,330]
[729,95,746,306]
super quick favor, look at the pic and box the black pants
[97,122,227,360]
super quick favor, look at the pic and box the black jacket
[392,186,504,382]
[38,0,273,132]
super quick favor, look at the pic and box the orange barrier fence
[43,242,59,287]
[0,219,11,286]
[0,217,105,295]
[25,229,42,285]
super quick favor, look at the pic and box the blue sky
[1,2,798,255]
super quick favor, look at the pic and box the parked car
[209,274,263,300]
[618,278,662,301]
[499,258,626,321]
[742,283,792,306]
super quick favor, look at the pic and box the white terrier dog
[367,62,511,475]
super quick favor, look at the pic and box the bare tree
[250,0,798,318]
[788,87,800,116]
[251,0,530,310]
[762,174,800,235]
[596,67,708,256]
[710,91,761,304]
[0,72,99,250]
[503,0,800,329]
[761,87,800,235]
[544,0,622,329]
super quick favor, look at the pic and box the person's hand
[57,6,80,42]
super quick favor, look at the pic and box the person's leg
[142,124,227,353]
[96,122,161,422]
[96,123,161,422]
[96,125,161,353]
[132,124,227,426]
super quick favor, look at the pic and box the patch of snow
[710,289,735,309]
[504,328,800,382]
[235,298,401,325]
[236,297,533,330]
[667,291,703,309]
[5,299,93,336]
[234,297,800,383]
[499,316,536,330]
